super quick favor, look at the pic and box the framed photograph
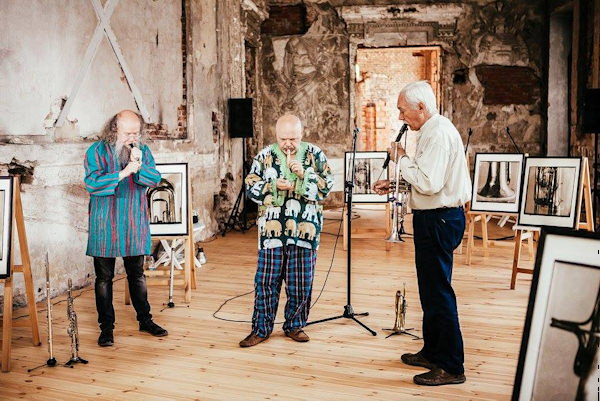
[147,163,189,236]
[471,153,524,213]
[344,151,388,203]
[512,227,600,401]
[0,176,14,279]
[518,157,582,228]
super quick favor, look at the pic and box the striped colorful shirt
[84,141,161,257]
[245,142,334,250]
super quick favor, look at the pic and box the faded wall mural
[261,3,350,157]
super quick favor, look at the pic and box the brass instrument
[386,124,411,243]
[383,283,420,339]
[65,279,88,366]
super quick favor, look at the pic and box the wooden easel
[0,176,41,372]
[465,211,517,265]
[343,203,392,251]
[510,157,594,288]
[125,179,197,304]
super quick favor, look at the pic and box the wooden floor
[0,207,534,400]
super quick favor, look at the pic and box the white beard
[115,141,131,167]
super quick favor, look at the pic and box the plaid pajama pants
[252,245,317,338]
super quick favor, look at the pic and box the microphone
[383,123,409,169]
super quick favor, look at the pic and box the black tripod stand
[222,138,253,236]
[307,128,377,336]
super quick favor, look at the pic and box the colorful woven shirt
[245,142,334,250]
[84,141,161,257]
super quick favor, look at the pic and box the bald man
[240,114,334,347]
[84,110,167,347]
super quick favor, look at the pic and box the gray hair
[99,111,145,145]
[399,81,438,115]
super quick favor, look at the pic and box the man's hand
[276,178,295,191]
[288,159,305,179]
[119,161,141,181]
[373,179,391,195]
[130,146,142,163]
[386,142,406,163]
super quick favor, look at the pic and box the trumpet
[65,279,88,367]
[385,124,411,243]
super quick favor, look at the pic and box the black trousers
[413,207,465,375]
[93,256,152,330]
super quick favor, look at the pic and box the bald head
[115,109,142,146]
[275,115,303,155]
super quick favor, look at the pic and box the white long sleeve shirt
[399,113,472,210]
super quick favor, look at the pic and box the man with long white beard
[84,110,168,347]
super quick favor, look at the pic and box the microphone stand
[307,127,376,336]
[505,127,522,153]
[464,128,473,155]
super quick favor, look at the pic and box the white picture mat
[471,153,523,213]
[518,158,581,228]
[150,164,188,236]
[518,233,600,400]
[345,151,388,203]
[0,178,13,278]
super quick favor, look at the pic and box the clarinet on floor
[27,253,57,372]
[65,279,88,367]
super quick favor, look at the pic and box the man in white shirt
[374,81,471,386]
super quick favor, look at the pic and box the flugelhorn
[65,279,88,366]
[383,283,420,339]
[386,124,410,243]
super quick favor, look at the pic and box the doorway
[354,46,441,155]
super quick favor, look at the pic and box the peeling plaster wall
[260,0,547,197]
[0,0,263,307]
[0,0,183,138]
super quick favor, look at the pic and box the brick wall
[261,5,307,36]
[475,66,540,105]
[356,48,429,152]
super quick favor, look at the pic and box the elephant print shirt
[245,142,334,250]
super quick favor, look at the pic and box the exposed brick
[261,5,307,36]
[475,65,540,105]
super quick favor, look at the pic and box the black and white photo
[513,228,600,401]
[518,157,582,228]
[471,153,524,213]
[344,151,388,203]
[0,176,13,279]
[147,163,189,236]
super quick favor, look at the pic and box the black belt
[413,206,464,214]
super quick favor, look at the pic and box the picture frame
[0,176,14,279]
[344,151,388,203]
[512,227,600,401]
[518,157,582,228]
[147,163,189,236]
[470,153,524,213]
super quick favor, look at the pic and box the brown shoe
[413,368,466,386]
[285,329,310,342]
[239,333,268,348]
[401,351,436,370]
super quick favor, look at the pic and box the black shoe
[413,368,466,386]
[98,328,114,347]
[401,351,436,370]
[139,320,168,337]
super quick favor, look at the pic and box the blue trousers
[251,245,316,338]
[413,207,465,375]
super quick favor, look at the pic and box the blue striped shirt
[84,141,161,257]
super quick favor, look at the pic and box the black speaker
[228,98,253,138]
[583,89,600,133]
